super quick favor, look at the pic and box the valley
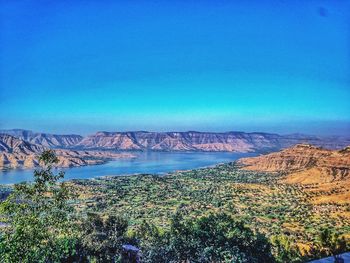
[2,1,349,261]
[70,146,350,259]
[1,129,349,171]
[1,133,349,261]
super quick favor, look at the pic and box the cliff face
[237,144,350,204]
[0,129,83,148]
[76,131,350,152]
[0,134,134,169]
[0,134,46,154]
[237,144,350,183]
[76,131,281,152]
[1,129,349,153]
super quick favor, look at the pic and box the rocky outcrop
[237,144,350,183]
[0,129,83,148]
[0,134,134,169]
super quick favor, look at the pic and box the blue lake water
[0,151,256,184]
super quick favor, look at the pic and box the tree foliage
[317,228,348,258]
[270,235,303,263]
[136,211,275,263]
[0,150,78,262]
[80,212,128,262]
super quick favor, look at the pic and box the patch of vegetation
[0,151,77,262]
[134,211,275,262]
[73,162,350,260]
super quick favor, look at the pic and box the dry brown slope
[76,131,288,152]
[237,144,350,203]
[0,129,83,148]
[0,134,134,169]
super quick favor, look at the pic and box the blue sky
[1,0,349,135]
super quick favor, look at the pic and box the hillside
[1,129,349,152]
[0,134,134,169]
[77,131,285,152]
[0,133,46,154]
[0,129,83,148]
[72,161,350,259]
[237,144,350,204]
[76,131,350,152]
[237,144,350,180]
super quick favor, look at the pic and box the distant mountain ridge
[77,131,281,152]
[0,134,134,169]
[76,131,350,152]
[1,129,349,152]
[0,134,46,155]
[0,129,83,148]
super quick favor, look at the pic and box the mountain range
[1,129,349,152]
[0,134,134,169]
[0,129,83,148]
[1,129,349,170]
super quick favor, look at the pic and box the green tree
[0,150,78,262]
[137,211,275,263]
[80,212,128,262]
[318,228,348,260]
[270,235,303,263]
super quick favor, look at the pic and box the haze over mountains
[1,129,349,153]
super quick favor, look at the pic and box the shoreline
[0,151,256,185]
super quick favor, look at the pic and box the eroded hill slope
[0,129,83,148]
[237,144,350,203]
[0,134,134,169]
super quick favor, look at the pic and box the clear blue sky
[1,0,349,135]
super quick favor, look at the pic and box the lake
[0,151,256,184]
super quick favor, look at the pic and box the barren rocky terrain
[0,134,134,169]
[0,129,83,148]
